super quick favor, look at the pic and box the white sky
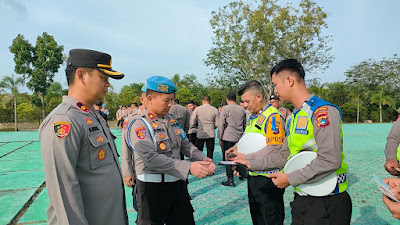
[1,0,400,93]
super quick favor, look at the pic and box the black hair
[226,92,236,102]
[187,100,195,105]
[131,103,138,107]
[203,95,211,102]
[271,59,305,80]
[65,66,94,86]
[175,99,180,104]
[237,80,266,98]
[95,101,102,106]
[221,101,227,107]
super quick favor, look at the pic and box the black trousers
[195,137,215,159]
[248,176,285,225]
[117,119,122,127]
[291,191,352,225]
[135,180,195,225]
[222,140,236,178]
[188,133,197,145]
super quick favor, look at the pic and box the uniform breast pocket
[155,134,171,154]
[88,132,113,169]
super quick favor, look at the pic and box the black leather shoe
[222,178,236,187]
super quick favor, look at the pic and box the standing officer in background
[121,85,148,211]
[218,92,246,187]
[169,98,191,160]
[39,49,128,225]
[116,105,123,128]
[126,76,216,225]
[191,96,219,159]
[269,95,291,120]
[384,118,400,176]
[226,80,286,225]
[186,100,197,145]
[237,59,352,224]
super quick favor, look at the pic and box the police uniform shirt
[249,94,343,186]
[39,96,128,225]
[121,111,143,178]
[116,109,122,119]
[385,118,400,160]
[217,103,247,142]
[190,104,219,139]
[187,110,197,134]
[169,103,191,133]
[128,110,206,179]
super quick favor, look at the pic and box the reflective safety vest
[245,105,281,177]
[396,145,400,161]
[287,96,348,194]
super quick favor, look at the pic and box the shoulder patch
[266,114,285,145]
[53,121,71,139]
[314,106,328,115]
[316,112,330,128]
[135,126,146,139]
[122,120,129,130]
[76,102,89,112]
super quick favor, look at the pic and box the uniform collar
[62,96,91,114]
[292,94,316,114]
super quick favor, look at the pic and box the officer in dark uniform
[126,76,216,225]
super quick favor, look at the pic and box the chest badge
[86,118,94,125]
[148,113,155,120]
[122,120,128,130]
[97,136,104,143]
[76,102,89,112]
[158,133,166,139]
[53,121,71,139]
[295,116,309,135]
[98,148,106,160]
[256,115,265,126]
[176,128,182,135]
[169,118,176,123]
[151,122,159,128]
[159,142,167,151]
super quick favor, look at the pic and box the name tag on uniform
[89,126,100,133]
[295,129,308,135]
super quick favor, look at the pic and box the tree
[0,74,24,131]
[44,82,64,114]
[9,32,64,120]
[205,0,333,89]
[17,102,42,123]
[119,83,144,106]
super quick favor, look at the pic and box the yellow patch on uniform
[176,128,181,135]
[296,116,308,129]
[96,136,104,143]
[314,107,328,115]
[266,115,285,146]
[148,113,155,120]
[316,113,330,128]
[151,122,159,128]
[122,120,128,130]
[157,84,169,92]
[53,121,71,139]
[135,126,146,139]
[159,142,167,150]
[256,115,266,126]
[169,118,176,123]
[98,148,106,160]
[158,133,166,139]
[86,118,94,124]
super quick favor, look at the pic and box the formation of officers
[40,48,357,225]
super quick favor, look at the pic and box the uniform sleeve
[190,108,198,129]
[385,119,400,160]
[121,128,134,178]
[40,115,89,225]
[217,107,227,140]
[129,120,192,180]
[246,114,288,170]
[287,106,343,186]
[183,109,190,133]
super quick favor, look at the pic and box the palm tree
[0,74,24,131]
[370,88,392,123]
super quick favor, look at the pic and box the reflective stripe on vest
[287,96,348,194]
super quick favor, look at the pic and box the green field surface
[0,124,398,224]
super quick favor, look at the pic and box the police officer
[269,95,291,120]
[116,105,123,128]
[186,100,197,145]
[218,92,247,187]
[237,59,352,224]
[39,49,128,225]
[169,99,191,160]
[121,85,148,211]
[126,76,216,224]
[384,118,400,176]
[226,80,286,225]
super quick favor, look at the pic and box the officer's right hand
[225,145,238,160]
[385,159,400,176]
[190,161,211,178]
[124,176,134,188]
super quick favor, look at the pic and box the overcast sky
[1,0,400,93]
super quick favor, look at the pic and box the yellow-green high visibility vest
[287,96,348,194]
[245,105,281,177]
[396,145,400,161]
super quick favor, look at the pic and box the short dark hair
[187,100,195,105]
[65,66,95,86]
[203,95,211,102]
[95,101,102,106]
[271,59,305,80]
[237,80,266,98]
[221,101,227,107]
[175,99,180,104]
[226,92,236,102]
[131,103,138,107]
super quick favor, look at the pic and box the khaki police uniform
[190,103,219,158]
[40,96,128,225]
[169,103,190,133]
[385,118,400,161]
[187,110,197,145]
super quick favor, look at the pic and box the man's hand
[385,159,400,176]
[383,194,400,220]
[203,157,216,175]
[384,178,400,200]
[232,159,251,177]
[268,172,290,189]
[190,161,211,178]
[225,145,238,160]
[123,176,134,188]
